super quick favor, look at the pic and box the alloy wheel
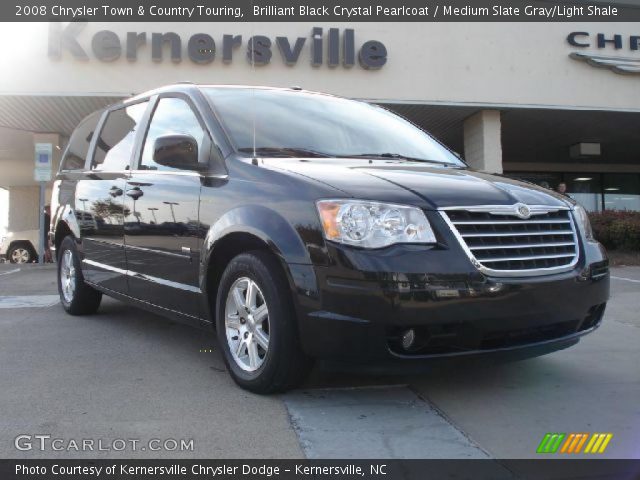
[224,277,270,372]
[60,249,76,303]
[10,247,30,263]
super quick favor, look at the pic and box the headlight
[573,204,594,240]
[316,199,436,248]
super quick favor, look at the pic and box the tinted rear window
[91,102,148,171]
[60,111,102,171]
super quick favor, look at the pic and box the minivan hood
[262,158,571,209]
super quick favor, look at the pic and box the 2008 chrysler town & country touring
[50,84,610,393]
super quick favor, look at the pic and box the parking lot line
[0,268,20,276]
[0,295,59,308]
[611,276,640,284]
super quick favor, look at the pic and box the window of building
[564,174,603,212]
[60,111,102,171]
[91,101,148,171]
[604,173,640,211]
[506,171,640,212]
[139,97,206,171]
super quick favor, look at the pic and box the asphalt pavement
[0,262,638,462]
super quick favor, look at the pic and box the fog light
[578,267,591,281]
[401,328,416,350]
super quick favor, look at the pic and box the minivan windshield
[204,88,464,166]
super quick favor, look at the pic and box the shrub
[589,210,640,251]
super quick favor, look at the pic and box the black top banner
[4,0,640,22]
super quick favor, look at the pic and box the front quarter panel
[198,160,336,270]
[201,204,310,266]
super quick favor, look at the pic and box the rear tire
[215,251,312,393]
[8,242,36,264]
[57,236,102,315]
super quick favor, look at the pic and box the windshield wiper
[341,153,456,166]
[238,148,460,166]
[237,147,331,158]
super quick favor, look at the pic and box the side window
[60,111,102,171]
[91,101,148,171]
[140,97,206,171]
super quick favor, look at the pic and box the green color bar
[537,433,567,453]
[549,433,566,453]
[537,433,552,453]
[545,434,558,453]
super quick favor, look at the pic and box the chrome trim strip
[477,253,576,263]
[127,169,229,180]
[439,204,568,216]
[439,204,580,278]
[124,242,191,259]
[82,259,201,293]
[452,219,570,225]
[128,170,201,177]
[83,258,127,275]
[470,242,575,250]
[129,270,201,293]
[460,230,575,237]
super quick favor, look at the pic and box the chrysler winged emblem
[515,203,531,219]
[570,52,640,75]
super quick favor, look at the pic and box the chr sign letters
[48,23,388,69]
[567,31,640,75]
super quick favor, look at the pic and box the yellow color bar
[598,434,613,453]
[586,433,613,454]
[592,434,607,453]
[584,434,599,453]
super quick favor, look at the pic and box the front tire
[216,251,311,393]
[57,236,102,315]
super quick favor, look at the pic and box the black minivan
[50,84,609,393]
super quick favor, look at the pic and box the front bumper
[289,243,610,362]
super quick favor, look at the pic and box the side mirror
[153,134,201,170]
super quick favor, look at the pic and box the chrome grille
[441,205,579,276]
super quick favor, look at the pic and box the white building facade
[1,21,639,236]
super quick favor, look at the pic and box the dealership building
[0,21,639,250]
